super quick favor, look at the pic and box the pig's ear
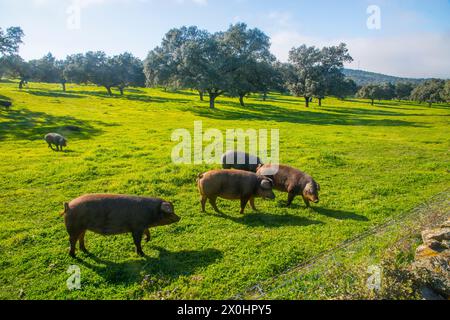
[161,202,174,214]
[304,182,313,193]
[260,179,272,190]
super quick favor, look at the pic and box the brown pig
[257,164,320,208]
[197,169,275,214]
[62,194,180,257]
[44,133,67,151]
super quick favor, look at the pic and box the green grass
[0,81,449,300]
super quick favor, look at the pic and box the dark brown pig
[0,100,12,110]
[62,194,180,257]
[257,164,320,208]
[221,150,263,172]
[197,169,275,214]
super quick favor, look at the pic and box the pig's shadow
[312,207,369,221]
[214,212,323,228]
[75,246,222,286]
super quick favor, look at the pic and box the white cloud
[270,31,450,78]
[267,11,293,28]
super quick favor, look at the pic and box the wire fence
[231,190,450,300]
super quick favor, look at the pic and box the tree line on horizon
[1,25,449,108]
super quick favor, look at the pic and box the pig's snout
[261,190,276,200]
[267,192,276,200]
[171,213,181,223]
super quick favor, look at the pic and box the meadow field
[0,81,449,299]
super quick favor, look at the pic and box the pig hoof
[136,249,146,257]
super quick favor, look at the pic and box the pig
[62,194,180,257]
[197,169,275,214]
[44,133,67,151]
[221,150,263,172]
[257,164,320,208]
[0,100,12,110]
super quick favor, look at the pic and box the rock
[413,219,450,299]
[421,228,450,245]
[413,254,450,298]
[420,287,444,300]
[415,244,441,259]
[440,219,450,228]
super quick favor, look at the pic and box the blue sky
[1,0,449,78]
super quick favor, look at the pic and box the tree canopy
[284,43,353,107]
[64,51,145,95]
[410,79,445,106]
[0,27,24,57]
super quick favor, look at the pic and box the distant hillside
[343,69,428,86]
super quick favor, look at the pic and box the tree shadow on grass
[312,207,369,221]
[319,106,428,117]
[75,246,223,286]
[0,107,114,141]
[72,90,192,104]
[183,102,427,127]
[26,90,85,99]
[213,211,323,228]
[0,93,12,101]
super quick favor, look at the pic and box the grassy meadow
[0,80,449,299]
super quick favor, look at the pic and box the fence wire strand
[231,190,450,300]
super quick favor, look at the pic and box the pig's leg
[240,197,249,214]
[69,232,81,257]
[302,196,310,208]
[287,192,296,207]
[144,229,151,242]
[209,196,221,214]
[200,195,207,212]
[79,230,88,253]
[132,230,145,257]
[249,197,257,211]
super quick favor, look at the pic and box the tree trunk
[209,94,217,109]
[207,90,223,109]
[304,96,310,108]
[198,90,204,101]
[263,92,267,101]
[318,98,322,107]
[371,99,374,106]
[61,82,66,92]
[428,101,432,107]
[239,94,245,107]
[106,86,112,96]
[19,79,27,89]
[118,86,124,96]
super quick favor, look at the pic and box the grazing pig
[44,133,67,151]
[221,150,263,172]
[62,194,180,257]
[257,164,320,208]
[197,169,275,214]
[0,100,12,110]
